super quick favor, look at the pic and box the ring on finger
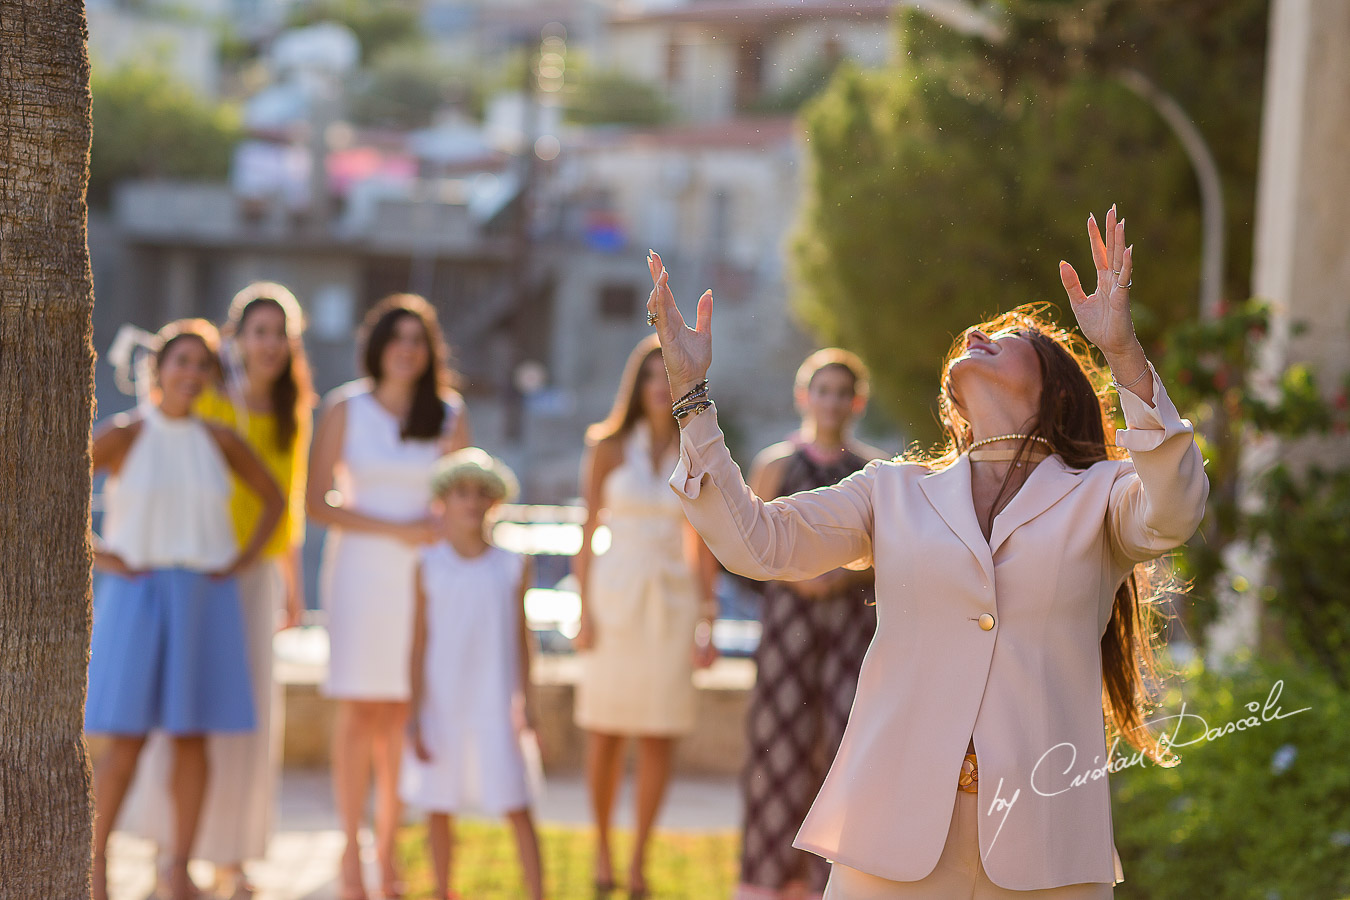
[1120,279,1132,289]
[646,311,659,326]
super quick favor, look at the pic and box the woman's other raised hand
[646,250,713,401]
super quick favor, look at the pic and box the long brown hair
[224,282,315,451]
[924,303,1174,764]
[360,294,458,441]
[586,334,666,445]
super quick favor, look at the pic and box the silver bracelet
[1110,361,1152,391]
[674,398,713,421]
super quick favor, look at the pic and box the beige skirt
[822,791,1114,899]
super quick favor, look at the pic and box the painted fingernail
[1059,260,1068,267]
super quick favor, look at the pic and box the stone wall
[279,655,755,776]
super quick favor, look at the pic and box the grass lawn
[396,820,740,899]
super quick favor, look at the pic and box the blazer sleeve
[669,404,876,581]
[1108,364,1210,564]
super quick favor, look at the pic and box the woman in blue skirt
[88,319,284,900]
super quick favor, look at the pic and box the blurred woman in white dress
[573,334,719,896]
[307,294,470,900]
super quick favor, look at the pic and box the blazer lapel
[917,455,994,582]
[987,456,1083,556]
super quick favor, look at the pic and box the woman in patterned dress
[738,350,888,900]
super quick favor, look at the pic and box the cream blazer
[669,368,1207,891]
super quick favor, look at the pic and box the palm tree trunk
[0,2,97,896]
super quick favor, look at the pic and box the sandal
[213,868,256,899]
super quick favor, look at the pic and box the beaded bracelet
[671,377,712,422]
[677,384,709,407]
[672,379,709,408]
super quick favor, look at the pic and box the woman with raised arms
[643,207,1207,898]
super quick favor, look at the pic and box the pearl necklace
[966,434,1053,466]
[968,433,1053,450]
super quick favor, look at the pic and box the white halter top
[100,406,237,571]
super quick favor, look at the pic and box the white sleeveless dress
[575,423,700,736]
[320,384,457,700]
[400,543,531,815]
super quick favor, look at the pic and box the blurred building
[528,114,816,498]
[606,0,895,121]
[90,0,985,508]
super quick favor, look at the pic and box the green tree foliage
[981,0,1268,321]
[744,55,840,115]
[789,0,1267,442]
[1255,463,1350,686]
[791,64,1200,438]
[562,67,672,127]
[346,44,475,129]
[89,64,242,208]
[1111,659,1350,898]
[288,0,422,63]
[1155,299,1350,674]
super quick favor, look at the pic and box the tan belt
[958,753,979,794]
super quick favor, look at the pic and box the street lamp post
[502,26,565,444]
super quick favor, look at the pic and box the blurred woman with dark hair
[307,294,470,900]
[738,349,888,900]
[645,207,1208,898]
[572,334,719,896]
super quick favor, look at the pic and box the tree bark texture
[0,2,96,897]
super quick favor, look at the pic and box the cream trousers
[822,791,1114,899]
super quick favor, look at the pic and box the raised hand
[1059,205,1138,357]
[1059,206,1153,400]
[646,251,713,399]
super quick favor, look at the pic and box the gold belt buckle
[957,753,979,793]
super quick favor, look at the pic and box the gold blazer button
[978,613,995,631]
